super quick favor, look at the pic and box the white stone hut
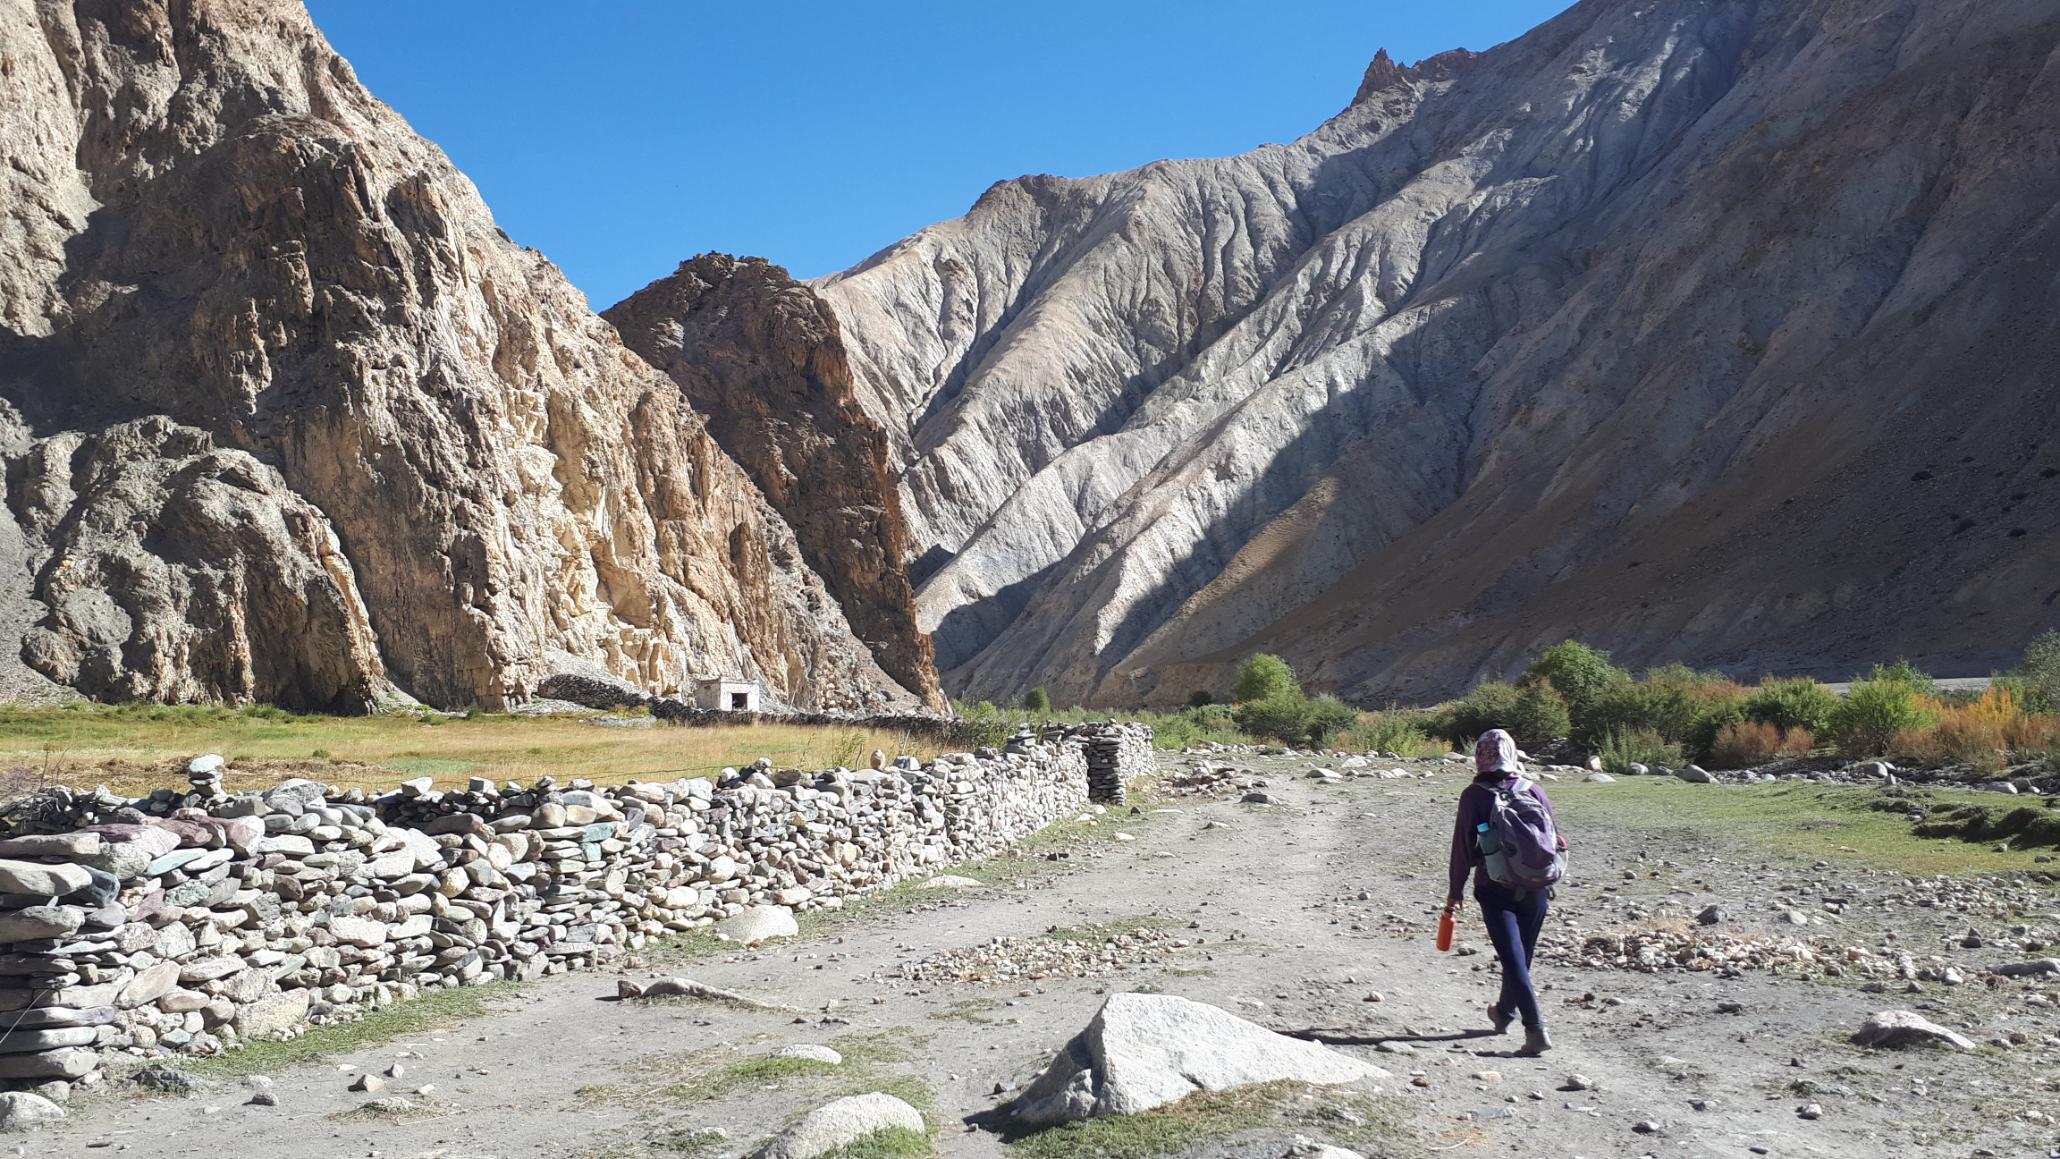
[693,676,761,712]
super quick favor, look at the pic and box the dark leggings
[1475,880,1548,1030]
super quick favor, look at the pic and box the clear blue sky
[306,1,1573,307]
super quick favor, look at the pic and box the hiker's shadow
[1281,1026,1506,1050]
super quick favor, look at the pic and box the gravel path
[18,755,2056,1158]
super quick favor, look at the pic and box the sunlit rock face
[818,0,2060,705]
[0,0,926,711]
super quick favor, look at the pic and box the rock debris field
[8,751,2058,1159]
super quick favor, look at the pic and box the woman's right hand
[1443,898,1464,914]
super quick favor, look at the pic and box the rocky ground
[10,753,2057,1158]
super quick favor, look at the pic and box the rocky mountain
[605,255,944,711]
[0,0,930,712]
[815,0,2060,706]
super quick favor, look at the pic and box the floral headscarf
[1474,728,1522,777]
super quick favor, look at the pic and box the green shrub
[1742,677,1838,737]
[1430,681,1521,747]
[1233,655,1299,704]
[1598,727,1682,774]
[1684,699,1749,765]
[1233,693,1312,745]
[2015,630,2060,713]
[1507,681,1571,750]
[1186,689,1216,708]
[1342,711,1429,755]
[1577,681,1698,748]
[1023,687,1052,713]
[1524,641,1631,719]
[1829,678,1935,757]
[1303,694,1361,747]
[1865,659,1935,695]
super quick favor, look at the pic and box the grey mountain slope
[815,0,2060,706]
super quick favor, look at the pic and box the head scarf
[1474,728,1522,778]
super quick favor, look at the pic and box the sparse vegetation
[1002,1082,1401,1159]
[1024,687,1052,713]
[1598,727,1681,774]
[1829,671,1936,758]
[184,983,521,1078]
[1708,720,1813,769]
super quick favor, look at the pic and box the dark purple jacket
[1447,776,1560,899]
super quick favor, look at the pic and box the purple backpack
[1484,779,1565,890]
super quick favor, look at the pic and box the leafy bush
[1708,721,1812,769]
[1598,727,1682,774]
[2015,630,2060,713]
[1303,694,1362,746]
[1742,678,1838,737]
[1429,681,1521,747]
[1023,687,1052,713]
[1866,659,1935,695]
[1524,641,1631,719]
[1233,654,1300,703]
[1233,693,1312,745]
[1341,711,1430,755]
[1577,681,1698,748]
[1507,681,1571,750]
[1828,677,1935,758]
[1187,689,1216,708]
[1891,686,2044,771]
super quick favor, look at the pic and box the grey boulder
[1852,1010,1976,1051]
[1011,993,1386,1125]
[0,1091,65,1131]
[715,905,799,945]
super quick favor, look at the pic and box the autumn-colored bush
[1707,720,1814,769]
[1891,686,2049,771]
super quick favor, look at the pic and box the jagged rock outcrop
[816,0,2060,705]
[0,0,931,710]
[605,255,945,710]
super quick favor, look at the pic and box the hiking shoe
[1516,1026,1553,1056]
[1487,1004,1514,1034]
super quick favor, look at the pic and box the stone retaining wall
[0,723,1153,1097]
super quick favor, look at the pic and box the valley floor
[19,756,2058,1158]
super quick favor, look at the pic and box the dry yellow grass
[0,704,942,797]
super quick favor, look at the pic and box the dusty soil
[18,755,2058,1158]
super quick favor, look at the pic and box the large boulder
[0,1091,65,1132]
[716,905,800,945]
[1010,993,1387,1125]
[752,1092,925,1159]
[1852,1010,1975,1051]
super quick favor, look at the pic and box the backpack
[1482,778,1566,890]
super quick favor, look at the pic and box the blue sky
[306,1,1574,307]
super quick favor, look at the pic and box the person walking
[1444,727,1565,1055]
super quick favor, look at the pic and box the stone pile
[1084,727,1151,804]
[0,724,1154,1097]
[897,924,1193,984]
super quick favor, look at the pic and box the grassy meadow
[0,703,941,797]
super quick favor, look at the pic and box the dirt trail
[19,757,2055,1158]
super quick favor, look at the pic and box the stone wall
[0,724,1153,1097]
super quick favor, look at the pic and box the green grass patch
[1002,1082,1404,1159]
[1552,779,2041,876]
[183,983,519,1079]
[580,1028,933,1113]
[821,1127,934,1158]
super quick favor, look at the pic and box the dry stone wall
[0,723,1152,1097]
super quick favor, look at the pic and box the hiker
[1444,727,1567,1056]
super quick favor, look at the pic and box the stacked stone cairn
[0,722,1152,1099]
[1083,726,1151,805]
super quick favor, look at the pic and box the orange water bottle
[1436,909,1456,952]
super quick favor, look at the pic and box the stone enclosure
[0,722,1153,1097]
